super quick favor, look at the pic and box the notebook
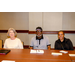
[0,50,11,55]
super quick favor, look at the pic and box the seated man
[30,27,51,50]
[55,31,74,50]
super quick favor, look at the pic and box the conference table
[0,48,75,62]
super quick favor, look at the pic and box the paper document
[30,49,44,53]
[30,50,37,53]
[1,60,15,62]
[52,52,62,55]
[69,54,75,56]
[37,50,44,53]
[60,50,68,53]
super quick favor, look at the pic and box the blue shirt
[30,35,50,50]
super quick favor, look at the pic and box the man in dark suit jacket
[55,31,74,50]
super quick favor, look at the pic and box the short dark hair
[36,27,43,32]
[58,31,65,35]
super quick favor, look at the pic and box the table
[0,49,75,62]
[68,50,75,62]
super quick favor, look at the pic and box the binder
[0,50,11,55]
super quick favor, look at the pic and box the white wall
[62,12,75,30]
[43,12,62,31]
[29,12,63,48]
[0,12,29,45]
[0,12,29,30]
[29,12,42,31]
[62,12,75,47]
[0,12,75,48]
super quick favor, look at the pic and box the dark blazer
[55,38,74,50]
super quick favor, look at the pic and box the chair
[0,40,3,48]
[22,42,24,45]
[22,42,24,48]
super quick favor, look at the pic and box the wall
[62,12,75,47]
[0,12,29,45]
[43,12,62,31]
[0,12,75,48]
[29,12,63,48]
[62,12,75,30]
[29,12,42,31]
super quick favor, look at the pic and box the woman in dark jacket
[55,31,74,50]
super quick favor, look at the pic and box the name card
[52,52,62,55]
[30,49,44,53]
[69,54,75,56]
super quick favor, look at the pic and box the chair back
[0,40,3,48]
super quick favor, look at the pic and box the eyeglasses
[36,31,42,32]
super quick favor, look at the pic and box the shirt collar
[36,35,43,40]
[59,37,65,43]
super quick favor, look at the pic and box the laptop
[0,49,11,55]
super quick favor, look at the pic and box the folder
[0,50,11,55]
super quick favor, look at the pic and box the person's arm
[30,46,33,49]
[47,45,51,50]
[46,36,51,50]
[29,38,34,49]
[4,39,7,48]
[68,39,74,50]
[54,41,58,50]
[18,39,23,49]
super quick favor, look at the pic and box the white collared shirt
[30,35,50,50]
